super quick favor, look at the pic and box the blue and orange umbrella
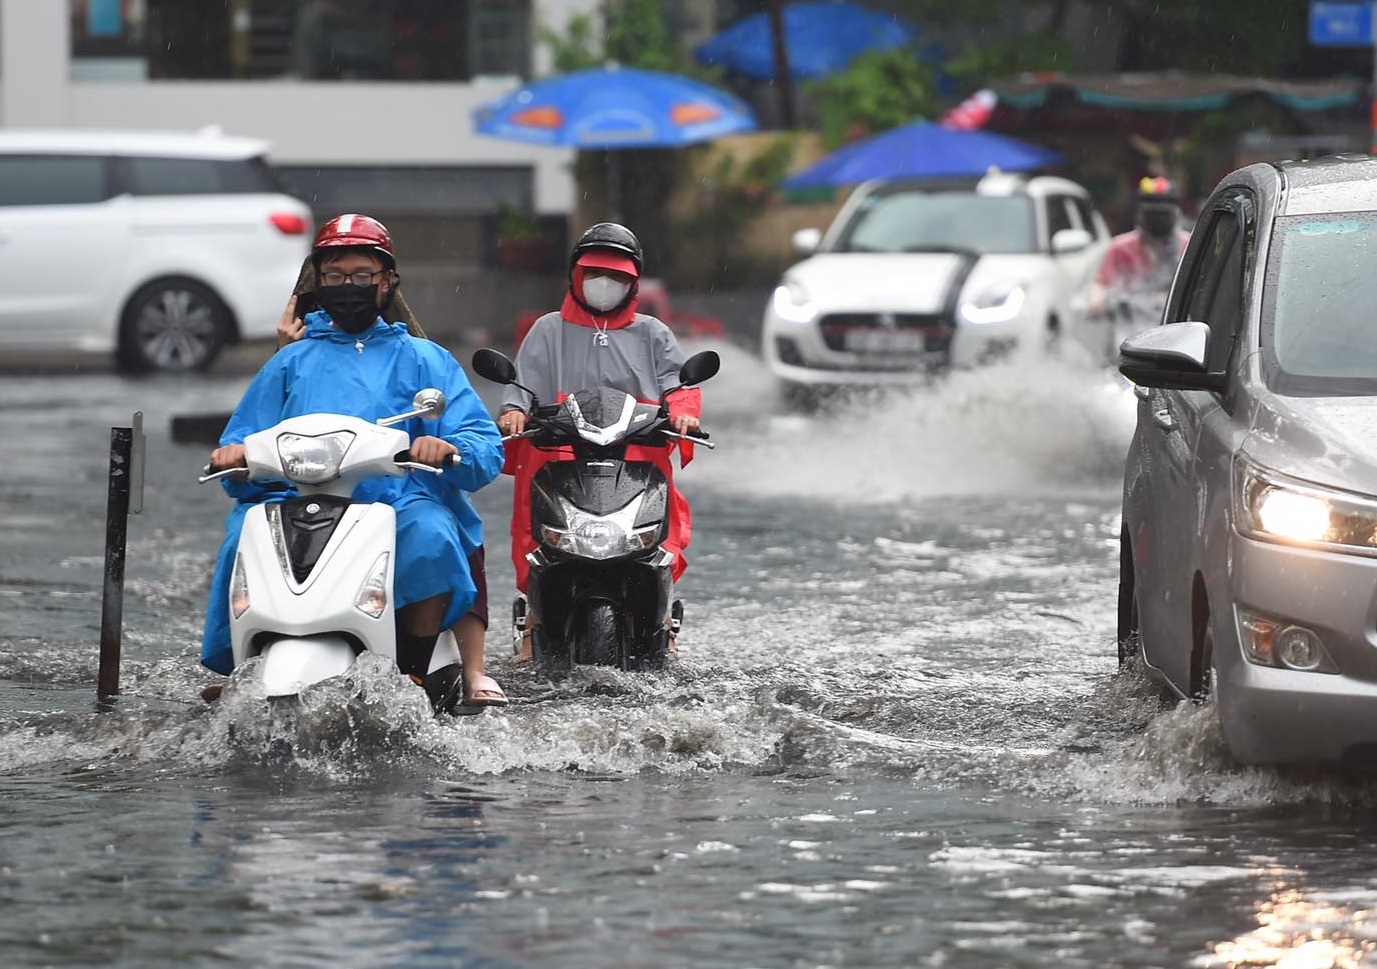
[473,64,757,149]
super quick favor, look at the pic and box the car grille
[818,313,955,356]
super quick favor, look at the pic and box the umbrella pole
[606,149,623,223]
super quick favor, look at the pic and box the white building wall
[0,0,587,215]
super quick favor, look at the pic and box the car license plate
[842,329,929,354]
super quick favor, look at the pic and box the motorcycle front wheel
[572,602,624,668]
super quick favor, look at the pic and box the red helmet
[312,214,395,268]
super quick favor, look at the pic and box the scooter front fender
[259,635,356,697]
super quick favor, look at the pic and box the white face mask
[582,275,631,311]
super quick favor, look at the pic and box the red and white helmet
[312,214,395,268]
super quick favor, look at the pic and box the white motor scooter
[200,390,462,703]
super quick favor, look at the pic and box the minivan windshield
[830,190,1036,254]
[1265,213,1377,393]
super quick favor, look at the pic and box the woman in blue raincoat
[201,215,504,710]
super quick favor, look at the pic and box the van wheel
[1192,613,1216,703]
[117,278,231,374]
[1116,528,1140,669]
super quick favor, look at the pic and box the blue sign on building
[1310,1,1376,46]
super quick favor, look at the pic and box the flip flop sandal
[459,674,510,710]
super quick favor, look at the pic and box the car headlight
[540,497,660,560]
[959,283,1025,324]
[1235,457,1377,555]
[277,430,356,484]
[771,281,817,324]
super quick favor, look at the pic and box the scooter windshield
[556,388,659,446]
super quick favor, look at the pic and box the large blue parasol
[782,120,1064,189]
[473,64,757,149]
[694,1,919,81]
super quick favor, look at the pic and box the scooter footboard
[259,635,357,697]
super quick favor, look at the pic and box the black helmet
[570,222,644,275]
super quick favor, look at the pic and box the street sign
[1310,1,1375,46]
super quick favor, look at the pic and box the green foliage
[538,13,602,73]
[538,0,705,77]
[805,48,942,148]
[496,206,549,242]
[604,0,683,74]
[944,32,1079,91]
[668,135,799,288]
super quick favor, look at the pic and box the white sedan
[761,171,1110,403]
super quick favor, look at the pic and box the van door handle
[1151,408,1176,431]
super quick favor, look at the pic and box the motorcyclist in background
[202,214,507,712]
[1086,176,1191,356]
[495,222,703,663]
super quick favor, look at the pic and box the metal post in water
[98,413,145,700]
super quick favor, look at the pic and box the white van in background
[0,129,312,373]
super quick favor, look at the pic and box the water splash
[683,340,1136,503]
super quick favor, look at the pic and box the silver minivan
[1119,153,1377,766]
[0,129,311,373]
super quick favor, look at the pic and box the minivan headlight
[1235,456,1377,555]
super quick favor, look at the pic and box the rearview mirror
[792,228,822,254]
[412,388,446,418]
[1119,320,1225,392]
[678,350,720,387]
[1051,228,1093,254]
[471,347,517,385]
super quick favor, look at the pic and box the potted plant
[495,207,560,272]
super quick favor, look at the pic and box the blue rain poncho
[200,311,503,674]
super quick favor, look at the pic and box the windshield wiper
[899,245,983,258]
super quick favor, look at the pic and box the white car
[0,129,312,373]
[761,171,1110,403]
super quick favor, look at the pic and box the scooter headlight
[541,498,661,559]
[277,431,356,484]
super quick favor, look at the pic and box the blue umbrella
[694,1,919,81]
[472,64,757,149]
[782,121,1064,189]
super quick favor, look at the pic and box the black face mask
[1140,209,1178,242]
[316,284,380,334]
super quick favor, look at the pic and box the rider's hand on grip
[209,443,247,472]
[407,435,460,469]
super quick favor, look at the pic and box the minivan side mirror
[792,228,822,254]
[1119,320,1226,392]
[1051,227,1093,254]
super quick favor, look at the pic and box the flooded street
[5,343,1377,968]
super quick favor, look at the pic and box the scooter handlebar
[395,451,462,474]
[198,464,248,484]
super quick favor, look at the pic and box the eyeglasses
[320,270,384,287]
